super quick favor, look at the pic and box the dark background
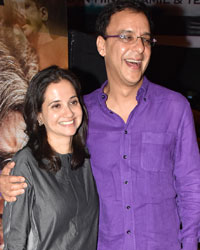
[67,2,200,113]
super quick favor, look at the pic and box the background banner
[68,0,200,47]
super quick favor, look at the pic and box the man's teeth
[126,59,141,64]
[59,121,74,125]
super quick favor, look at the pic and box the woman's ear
[37,113,43,126]
[96,35,106,57]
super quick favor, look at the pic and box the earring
[38,120,43,126]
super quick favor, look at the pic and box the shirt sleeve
[3,153,34,250]
[173,102,200,250]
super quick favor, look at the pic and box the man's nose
[131,37,145,53]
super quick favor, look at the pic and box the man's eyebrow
[142,32,151,36]
[120,30,151,36]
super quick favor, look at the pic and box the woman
[3,65,99,250]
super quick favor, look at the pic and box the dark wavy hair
[96,0,153,37]
[23,65,89,172]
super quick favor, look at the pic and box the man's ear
[96,36,106,57]
[40,7,48,22]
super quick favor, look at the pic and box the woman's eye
[70,100,79,105]
[52,104,61,109]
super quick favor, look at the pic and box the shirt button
[124,181,128,184]
[127,230,131,234]
[126,205,131,209]
[123,155,127,159]
[102,94,105,99]
[124,130,128,134]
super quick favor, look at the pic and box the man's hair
[24,65,89,172]
[96,0,153,37]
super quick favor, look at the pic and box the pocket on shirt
[141,132,175,172]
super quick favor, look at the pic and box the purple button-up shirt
[84,77,200,250]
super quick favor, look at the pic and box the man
[3,0,68,69]
[1,1,200,250]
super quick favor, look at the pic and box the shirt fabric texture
[84,77,200,250]
[3,147,99,250]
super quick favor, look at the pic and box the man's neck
[28,27,53,49]
[104,81,142,123]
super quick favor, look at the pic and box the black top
[3,147,99,250]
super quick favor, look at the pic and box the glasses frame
[104,33,157,47]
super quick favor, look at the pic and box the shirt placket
[120,91,145,250]
[120,124,136,250]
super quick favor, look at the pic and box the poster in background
[0,0,68,247]
[68,0,200,47]
[0,0,68,168]
[146,0,200,48]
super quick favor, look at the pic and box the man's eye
[142,37,151,45]
[25,3,31,9]
[121,35,133,42]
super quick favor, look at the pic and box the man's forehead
[106,10,150,33]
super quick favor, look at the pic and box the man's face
[97,9,152,89]
[12,0,46,38]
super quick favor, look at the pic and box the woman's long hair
[23,65,89,172]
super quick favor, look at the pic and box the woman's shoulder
[11,146,37,178]
[13,146,36,163]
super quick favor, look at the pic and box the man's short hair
[96,0,153,37]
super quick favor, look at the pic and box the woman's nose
[63,105,74,117]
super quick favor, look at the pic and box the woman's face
[38,79,83,149]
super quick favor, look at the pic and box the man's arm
[174,102,200,250]
[0,162,27,202]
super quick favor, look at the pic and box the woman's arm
[3,153,34,250]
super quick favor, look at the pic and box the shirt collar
[136,77,149,101]
[98,77,149,102]
[98,80,108,103]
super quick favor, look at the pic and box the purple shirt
[84,77,200,250]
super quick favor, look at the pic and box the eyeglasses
[104,31,157,47]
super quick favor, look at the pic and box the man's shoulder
[83,87,101,107]
[148,81,188,105]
